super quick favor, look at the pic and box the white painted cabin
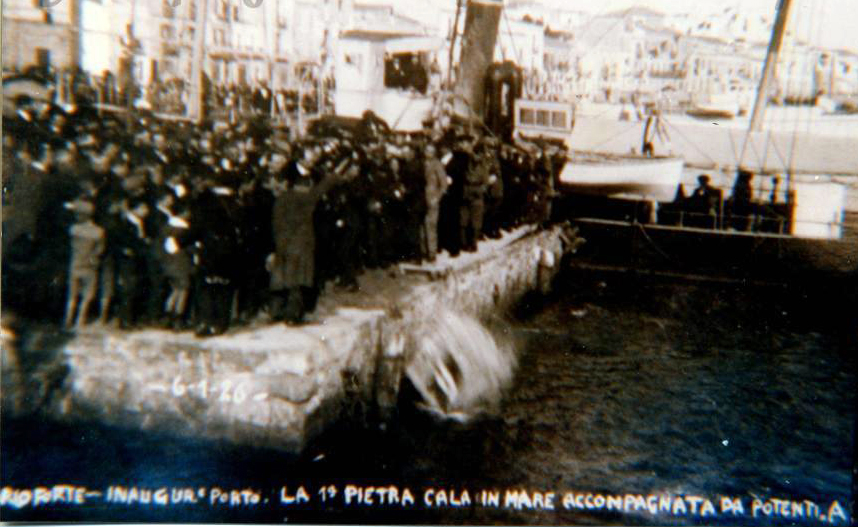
[334,31,442,132]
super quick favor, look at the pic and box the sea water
[1,270,854,524]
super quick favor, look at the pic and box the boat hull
[559,154,684,202]
[570,217,858,278]
[686,108,736,120]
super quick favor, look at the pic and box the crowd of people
[660,171,791,233]
[2,97,563,336]
[12,64,332,123]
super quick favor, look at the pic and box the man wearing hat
[689,173,721,228]
[460,140,490,252]
[729,169,754,231]
[271,156,353,324]
[63,199,105,328]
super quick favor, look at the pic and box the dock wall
[46,225,575,451]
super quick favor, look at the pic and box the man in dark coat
[235,175,273,320]
[483,140,504,238]
[729,169,754,231]
[534,147,556,226]
[328,178,363,290]
[109,196,151,329]
[271,156,351,324]
[192,181,240,336]
[440,139,469,256]
[460,141,490,252]
[688,174,721,228]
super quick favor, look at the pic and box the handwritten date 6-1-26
[169,376,267,403]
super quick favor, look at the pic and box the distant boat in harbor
[558,151,684,202]
[686,93,744,120]
[512,98,685,202]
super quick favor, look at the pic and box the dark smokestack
[454,0,503,119]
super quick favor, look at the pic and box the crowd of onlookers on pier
[2,96,564,336]
[12,64,332,123]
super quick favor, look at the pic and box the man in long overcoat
[271,156,351,324]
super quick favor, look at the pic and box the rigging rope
[661,118,718,166]
[727,127,739,167]
[585,120,648,151]
[502,6,522,74]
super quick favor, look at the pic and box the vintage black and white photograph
[1,0,856,523]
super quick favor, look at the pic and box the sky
[545,0,858,52]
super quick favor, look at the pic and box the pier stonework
[53,225,579,451]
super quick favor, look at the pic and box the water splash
[404,309,517,421]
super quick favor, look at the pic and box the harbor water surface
[2,270,855,524]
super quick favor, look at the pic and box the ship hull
[559,153,684,202]
[570,217,857,278]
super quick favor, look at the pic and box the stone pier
[47,224,580,451]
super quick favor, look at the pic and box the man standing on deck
[460,140,490,252]
[422,142,449,261]
[483,138,504,238]
[689,174,721,228]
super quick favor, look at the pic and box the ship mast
[746,0,794,133]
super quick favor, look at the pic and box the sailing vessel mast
[747,0,794,133]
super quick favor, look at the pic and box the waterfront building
[2,0,82,73]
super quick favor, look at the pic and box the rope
[661,118,718,166]
[391,92,417,130]
[767,132,789,175]
[726,127,739,166]
[634,222,673,261]
[576,8,632,62]
[745,131,764,169]
[585,119,646,151]
[502,7,522,74]
[761,130,771,172]
[441,91,499,139]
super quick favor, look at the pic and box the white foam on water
[405,309,517,421]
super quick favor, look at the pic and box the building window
[383,53,428,93]
[189,0,197,19]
